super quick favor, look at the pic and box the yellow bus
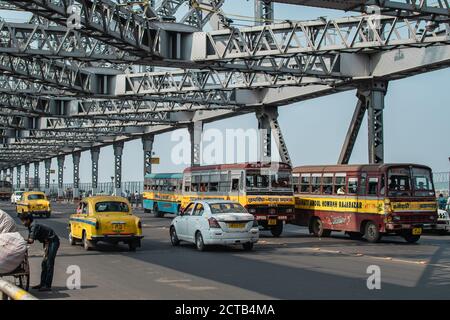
[292,163,438,243]
[143,173,183,217]
[181,162,295,237]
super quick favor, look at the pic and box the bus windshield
[245,170,291,191]
[388,167,435,197]
[412,167,434,197]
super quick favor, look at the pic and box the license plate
[228,223,245,229]
[112,224,125,232]
[412,227,422,235]
[268,219,277,226]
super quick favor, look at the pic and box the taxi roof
[83,195,129,203]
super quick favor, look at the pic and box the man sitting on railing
[19,214,60,292]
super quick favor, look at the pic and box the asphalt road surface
[2,202,450,300]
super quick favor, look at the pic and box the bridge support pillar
[338,81,388,164]
[72,152,81,200]
[142,135,154,176]
[113,142,124,196]
[91,147,100,196]
[57,155,65,199]
[24,163,30,191]
[255,106,292,166]
[16,166,21,190]
[255,0,274,25]
[33,162,39,191]
[44,159,51,195]
[188,121,203,167]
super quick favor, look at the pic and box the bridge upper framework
[0,0,448,196]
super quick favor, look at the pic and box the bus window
[412,167,434,197]
[358,174,367,195]
[209,182,218,192]
[300,174,310,193]
[348,178,358,194]
[334,174,346,194]
[322,174,333,195]
[311,174,321,194]
[246,171,269,190]
[367,177,379,196]
[231,178,239,191]
[293,175,299,193]
[271,172,292,190]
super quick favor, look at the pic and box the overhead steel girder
[115,69,336,96]
[193,15,450,64]
[4,0,199,61]
[0,55,93,93]
[272,0,450,22]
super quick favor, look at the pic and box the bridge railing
[0,279,37,300]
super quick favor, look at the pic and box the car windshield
[28,194,45,200]
[210,203,248,214]
[95,201,129,213]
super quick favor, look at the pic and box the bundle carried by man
[0,209,27,274]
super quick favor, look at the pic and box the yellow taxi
[16,191,51,218]
[68,196,143,251]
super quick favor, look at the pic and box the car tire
[128,242,138,252]
[311,218,332,237]
[364,221,382,243]
[242,242,254,251]
[82,232,92,251]
[270,223,283,237]
[69,232,77,246]
[404,234,420,244]
[195,232,206,252]
[170,227,180,246]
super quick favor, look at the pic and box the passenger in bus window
[337,186,345,195]
[324,186,332,194]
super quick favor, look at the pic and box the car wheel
[82,232,92,251]
[364,221,382,243]
[270,223,283,237]
[128,242,138,252]
[311,218,331,237]
[69,231,77,246]
[170,227,180,246]
[195,232,206,252]
[404,234,420,244]
[242,242,254,251]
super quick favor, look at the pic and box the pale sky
[4,2,450,185]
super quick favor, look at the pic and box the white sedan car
[10,190,24,204]
[436,209,450,234]
[170,200,259,251]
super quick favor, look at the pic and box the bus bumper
[385,223,437,231]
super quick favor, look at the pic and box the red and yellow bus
[292,164,438,243]
[181,162,295,237]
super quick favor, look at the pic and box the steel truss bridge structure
[0,0,448,198]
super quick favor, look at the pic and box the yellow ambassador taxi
[68,196,143,251]
[16,191,51,218]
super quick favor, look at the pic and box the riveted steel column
[91,147,100,196]
[72,151,81,200]
[188,122,203,167]
[142,135,154,176]
[33,162,39,190]
[24,163,30,191]
[44,159,51,195]
[16,166,21,190]
[367,82,387,164]
[255,0,274,25]
[57,155,65,198]
[113,142,124,196]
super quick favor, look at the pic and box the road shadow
[30,285,98,300]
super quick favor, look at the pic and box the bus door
[346,174,359,231]
[230,171,242,203]
[366,174,381,227]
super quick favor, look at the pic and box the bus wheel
[346,231,363,240]
[404,234,420,244]
[270,223,283,237]
[144,208,151,214]
[311,218,331,237]
[364,221,381,243]
[153,203,162,218]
